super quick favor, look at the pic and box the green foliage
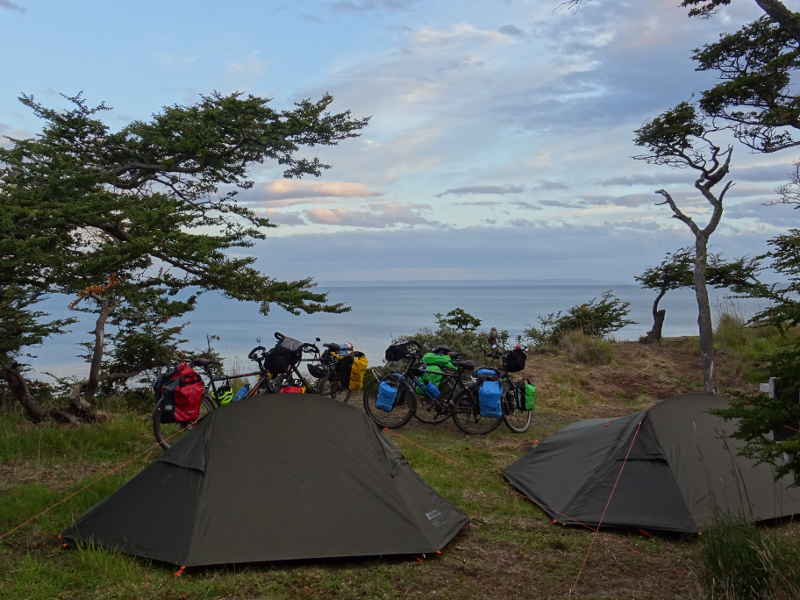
[693,14,800,153]
[714,229,800,480]
[105,288,196,377]
[0,91,367,381]
[557,330,614,366]
[738,230,800,329]
[681,0,731,17]
[400,309,510,364]
[633,102,705,161]
[525,291,634,346]
[433,307,482,332]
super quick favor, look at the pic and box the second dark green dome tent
[505,392,800,533]
[63,395,468,566]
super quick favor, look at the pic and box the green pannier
[523,382,536,411]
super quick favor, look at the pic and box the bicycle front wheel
[152,394,215,450]
[452,390,503,435]
[316,376,352,402]
[363,377,416,429]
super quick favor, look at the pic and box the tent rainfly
[504,392,800,533]
[63,395,468,566]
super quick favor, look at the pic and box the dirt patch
[0,459,123,492]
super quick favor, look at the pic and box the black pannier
[503,347,527,373]
[334,354,355,388]
[266,335,303,374]
[385,341,414,362]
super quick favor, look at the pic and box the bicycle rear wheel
[152,394,215,450]
[452,390,503,435]
[363,376,416,429]
[503,384,533,433]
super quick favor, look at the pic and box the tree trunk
[643,309,666,344]
[84,299,114,402]
[694,234,716,393]
[1,358,47,422]
[1,357,83,424]
[755,0,800,46]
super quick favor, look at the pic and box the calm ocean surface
[28,282,769,379]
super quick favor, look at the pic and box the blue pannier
[478,380,503,417]
[376,380,399,412]
[475,368,499,379]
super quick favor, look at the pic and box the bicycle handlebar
[248,346,267,361]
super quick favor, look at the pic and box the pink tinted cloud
[262,179,383,201]
[304,203,436,228]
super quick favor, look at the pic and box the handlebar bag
[478,380,503,418]
[385,341,413,362]
[267,336,304,374]
[503,348,527,373]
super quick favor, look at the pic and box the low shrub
[406,327,510,365]
[558,330,613,366]
[525,291,635,346]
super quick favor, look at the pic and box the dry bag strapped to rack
[503,347,527,373]
[266,335,304,374]
[154,362,205,423]
[376,374,402,412]
[475,368,503,417]
[417,352,455,396]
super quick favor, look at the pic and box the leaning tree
[0,91,368,422]
[635,248,761,343]
[634,102,735,393]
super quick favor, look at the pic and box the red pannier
[156,362,205,423]
[279,385,305,394]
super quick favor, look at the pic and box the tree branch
[655,189,700,235]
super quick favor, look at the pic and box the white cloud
[228,52,268,76]
[412,23,517,46]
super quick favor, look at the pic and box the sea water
[26,281,769,379]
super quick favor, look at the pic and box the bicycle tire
[315,376,352,402]
[452,389,503,435]
[363,377,416,429]
[414,395,450,424]
[152,393,215,450]
[503,405,533,433]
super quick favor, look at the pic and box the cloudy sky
[2,0,797,283]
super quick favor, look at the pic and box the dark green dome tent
[504,393,800,533]
[63,395,467,566]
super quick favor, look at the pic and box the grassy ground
[0,338,791,599]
